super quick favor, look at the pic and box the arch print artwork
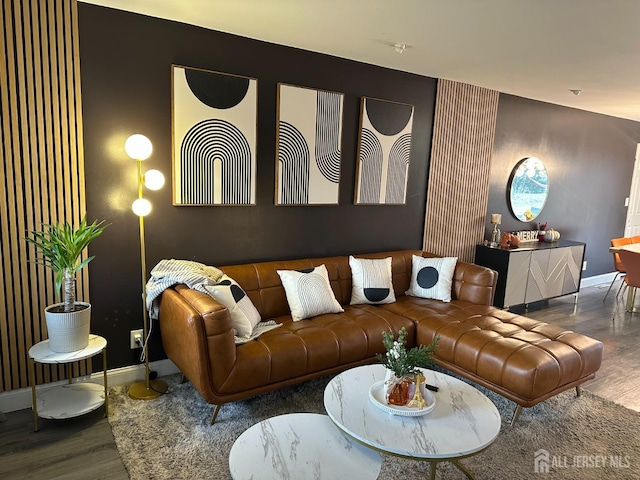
[355,97,414,205]
[276,83,344,205]
[172,65,257,205]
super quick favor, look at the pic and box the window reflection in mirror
[508,157,548,222]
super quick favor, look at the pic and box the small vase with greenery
[27,216,108,313]
[376,327,439,406]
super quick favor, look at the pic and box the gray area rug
[108,372,639,479]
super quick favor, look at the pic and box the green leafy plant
[376,327,439,378]
[26,216,108,313]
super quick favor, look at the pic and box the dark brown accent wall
[77,5,437,368]
[488,94,640,277]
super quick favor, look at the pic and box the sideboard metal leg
[210,404,222,425]
[511,404,523,426]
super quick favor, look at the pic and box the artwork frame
[275,83,344,206]
[354,97,414,205]
[172,64,257,206]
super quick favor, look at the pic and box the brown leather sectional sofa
[158,250,603,424]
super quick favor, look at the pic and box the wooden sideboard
[475,240,586,309]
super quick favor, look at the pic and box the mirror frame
[507,157,548,222]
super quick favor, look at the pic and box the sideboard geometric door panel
[503,251,530,307]
[526,248,568,303]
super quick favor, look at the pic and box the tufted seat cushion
[383,297,603,406]
[221,305,415,395]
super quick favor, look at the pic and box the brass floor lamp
[125,134,168,400]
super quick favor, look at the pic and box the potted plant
[26,216,108,352]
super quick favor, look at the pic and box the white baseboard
[581,272,618,289]
[0,358,180,414]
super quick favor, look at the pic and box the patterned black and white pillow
[205,275,261,338]
[406,255,457,302]
[277,264,344,321]
[349,256,396,305]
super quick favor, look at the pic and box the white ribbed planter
[44,302,91,352]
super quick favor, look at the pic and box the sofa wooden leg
[576,385,582,397]
[511,404,523,426]
[210,404,222,425]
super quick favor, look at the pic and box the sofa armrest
[452,260,498,306]
[158,285,237,403]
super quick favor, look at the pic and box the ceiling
[81,0,640,121]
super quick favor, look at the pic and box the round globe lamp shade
[144,169,165,190]
[125,134,153,160]
[132,198,152,216]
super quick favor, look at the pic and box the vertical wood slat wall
[423,80,499,263]
[0,0,89,393]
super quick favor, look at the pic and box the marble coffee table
[228,413,381,479]
[324,364,501,480]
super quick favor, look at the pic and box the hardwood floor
[0,280,638,479]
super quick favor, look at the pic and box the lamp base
[128,379,168,400]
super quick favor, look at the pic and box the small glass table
[28,334,108,432]
[324,364,501,480]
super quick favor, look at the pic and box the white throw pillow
[349,256,396,305]
[205,275,261,338]
[277,264,344,321]
[406,255,457,302]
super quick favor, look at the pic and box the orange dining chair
[616,248,640,314]
[604,237,632,301]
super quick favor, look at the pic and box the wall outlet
[625,197,630,207]
[130,329,143,349]
[583,261,587,271]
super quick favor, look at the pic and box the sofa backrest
[219,250,496,321]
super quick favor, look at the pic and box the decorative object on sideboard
[489,213,502,247]
[125,134,168,401]
[508,157,548,222]
[513,230,540,243]
[544,229,561,242]
[26,216,107,352]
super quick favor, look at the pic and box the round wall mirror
[508,157,548,222]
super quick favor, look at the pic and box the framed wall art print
[172,65,257,206]
[276,83,344,205]
[354,97,414,205]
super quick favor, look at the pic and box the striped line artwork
[180,119,252,205]
[315,91,342,183]
[385,133,412,204]
[357,128,383,203]
[278,121,310,204]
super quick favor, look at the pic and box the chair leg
[603,272,621,302]
[510,404,523,426]
[210,404,222,425]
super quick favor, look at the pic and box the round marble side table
[229,413,381,479]
[28,334,108,432]
[324,364,502,480]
